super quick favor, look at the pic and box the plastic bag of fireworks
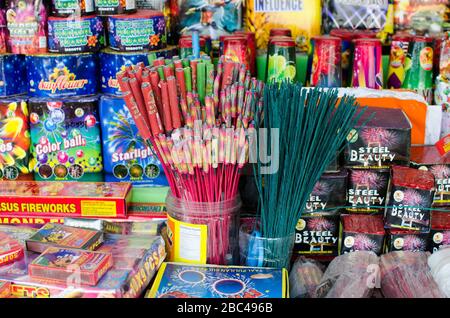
[380,251,444,298]
[289,257,324,298]
[428,247,450,297]
[314,251,379,298]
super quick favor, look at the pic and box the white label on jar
[126,0,136,10]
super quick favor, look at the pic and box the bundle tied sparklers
[250,83,366,268]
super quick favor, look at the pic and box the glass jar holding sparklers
[310,36,342,88]
[239,219,295,270]
[266,38,297,84]
[166,192,241,266]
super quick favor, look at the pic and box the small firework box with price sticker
[0,181,132,219]
[410,145,450,207]
[28,247,113,287]
[25,223,103,254]
[147,263,288,298]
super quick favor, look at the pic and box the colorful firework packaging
[5,0,47,54]
[222,36,249,71]
[294,212,340,259]
[234,31,256,76]
[266,37,297,83]
[0,280,9,298]
[0,98,32,181]
[440,35,450,81]
[47,15,105,53]
[99,95,168,186]
[310,36,342,87]
[351,38,383,89]
[0,7,7,54]
[346,168,390,214]
[429,210,450,253]
[148,263,288,298]
[306,170,348,213]
[28,97,103,181]
[95,0,136,15]
[386,229,429,252]
[0,232,24,266]
[387,33,411,89]
[435,75,450,111]
[345,107,412,168]
[51,0,95,16]
[136,0,165,11]
[329,29,354,87]
[107,10,166,52]
[410,146,450,206]
[0,54,27,97]
[26,53,99,98]
[178,35,206,59]
[340,214,385,255]
[385,166,435,232]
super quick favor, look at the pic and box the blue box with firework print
[28,96,104,181]
[99,95,168,187]
[0,54,27,97]
[25,53,99,98]
[147,263,288,298]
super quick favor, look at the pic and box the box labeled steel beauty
[340,214,385,255]
[305,170,348,213]
[344,107,412,168]
[385,166,435,232]
[385,229,429,252]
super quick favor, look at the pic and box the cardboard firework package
[28,247,113,287]
[385,229,429,252]
[429,209,450,253]
[64,218,126,234]
[0,280,10,297]
[305,170,348,213]
[25,223,103,253]
[0,225,36,246]
[0,232,24,266]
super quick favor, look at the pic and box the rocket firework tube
[266,38,297,83]
[235,30,257,76]
[402,36,434,90]
[223,37,249,71]
[387,34,411,89]
[141,82,163,136]
[122,91,152,141]
[160,80,173,131]
[167,76,182,129]
[310,36,342,87]
[352,38,383,89]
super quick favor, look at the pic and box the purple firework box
[305,169,348,213]
[344,107,412,169]
[410,145,450,207]
[340,214,385,255]
[385,229,429,253]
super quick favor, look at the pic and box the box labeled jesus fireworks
[294,211,340,259]
[385,229,429,252]
[340,214,386,255]
[28,97,103,181]
[0,181,132,219]
[346,168,390,214]
[25,223,103,254]
[305,170,348,213]
[410,146,450,207]
[344,107,412,169]
[29,247,112,286]
[385,166,435,232]
[148,262,288,298]
[429,210,450,253]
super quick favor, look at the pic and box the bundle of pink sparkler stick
[117,55,264,203]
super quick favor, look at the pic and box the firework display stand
[0,0,450,301]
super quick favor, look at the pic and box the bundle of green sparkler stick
[248,83,366,269]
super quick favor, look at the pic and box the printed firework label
[254,0,303,12]
[341,232,384,255]
[416,164,450,206]
[385,185,434,232]
[306,172,347,212]
[388,232,428,252]
[429,229,450,253]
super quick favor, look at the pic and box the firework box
[385,229,429,252]
[147,262,288,298]
[136,0,165,10]
[410,145,450,207]
[429,210,450,253]
[0,54,27,97]
[29,96,103,182]
[305,169,348,213]
[344,107,412,168]
[244,0,321,52]
[29,247,112,287]
[47,15,105,53]
[0,233,24,266]
[0,181,131,219]
[340,214,386,255]
[99,95,168,187]
[294,211,341,259]
[95,0,137,15]
[0,216,64,227]
[64,217,126,234]
[25,53,99,98]
[51,0,95,16]
[177,0,242,40]
[385,166,435,232]
[25,223,103,254]
[346,168,390,214]
[0,280,10,298]
[107,11,166,52]
[0,225,36,246]
[0,98,32,181]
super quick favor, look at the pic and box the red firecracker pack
[29,247,112,287]
[0,233,24,266]
[0,280,10,298]
[25,223,103,254]
[0,181,131,219]
[340,214,386,255]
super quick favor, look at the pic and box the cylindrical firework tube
[352,38,383,89]
[175,68,187,100]
[150,70,163,114]
[129,77,150,127]
[142,82,164,136]
[310,36,342,87]
[197,62,206,104]
[167,76,182,129]
[122,91,152,141]
[160,81,173,131]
